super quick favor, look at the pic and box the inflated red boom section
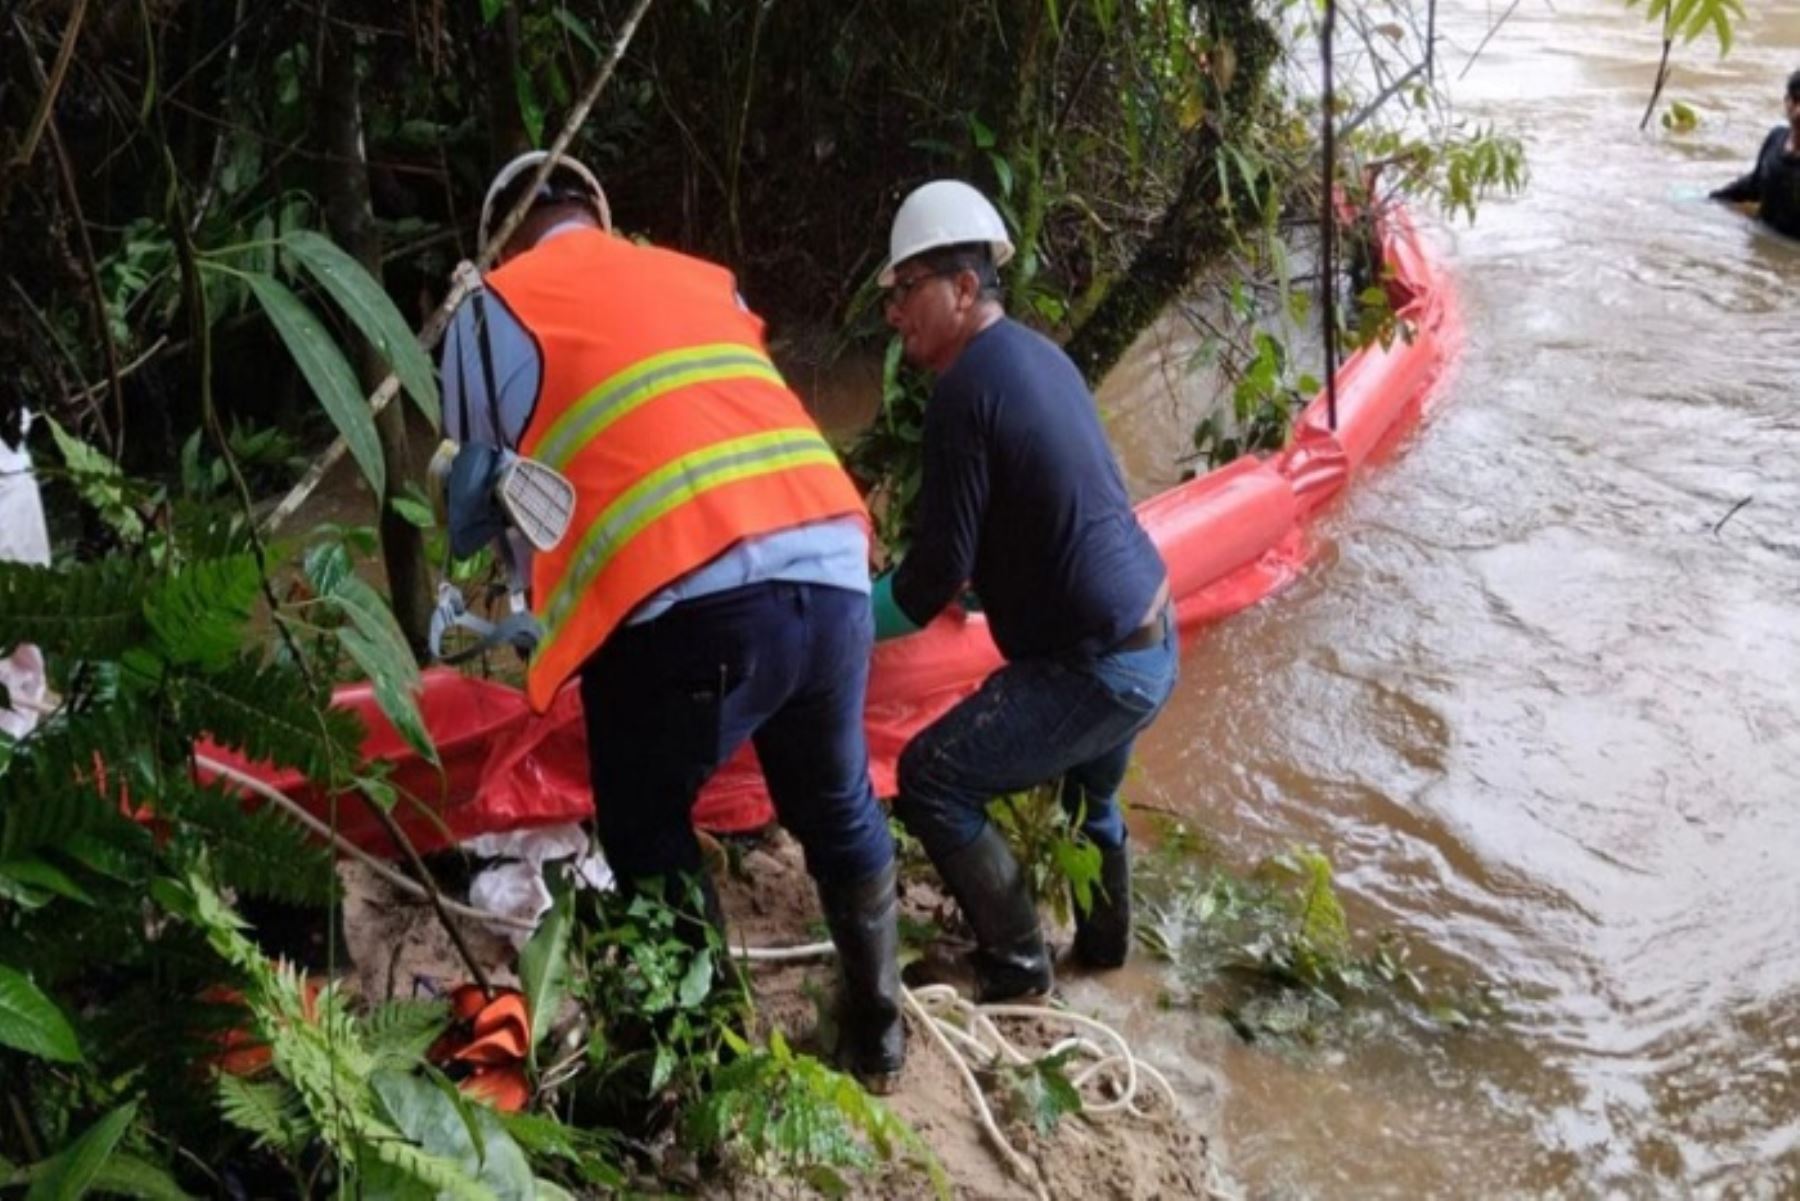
[206,208,1461,857]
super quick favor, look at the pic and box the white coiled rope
[730,938,1177,1197]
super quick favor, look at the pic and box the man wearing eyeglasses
[870,180,1177,1003]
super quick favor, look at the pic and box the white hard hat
[479,150,613,256]
[879,179,1014,286]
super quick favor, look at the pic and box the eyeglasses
[884,269,954,308]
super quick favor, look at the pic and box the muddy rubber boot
[934,824,1053,1003]
[818,862,906,1093]
[1072,841,1132,969]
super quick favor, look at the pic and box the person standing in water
[1709,68,1800,239]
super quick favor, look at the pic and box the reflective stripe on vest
[480,230,869,710]
[532,342,786,472]
[536,425,844,653]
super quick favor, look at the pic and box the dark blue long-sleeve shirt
[891,318,1166,662]
[1712,126,1800,239]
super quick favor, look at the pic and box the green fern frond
[686,1035,946,1196]
[216,1075,313,1155]
[0,706,141,858]
[361,999,449,1068]
[187,840,511,1201]
[0,559,151,661]
[169,505,257,562]
[143,555,262,669]
[170,784,333,905]
[176,657,362,785]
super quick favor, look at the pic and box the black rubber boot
[1072,841,1132,969]
[818,862,906,1093]
[934,824,1053,1003]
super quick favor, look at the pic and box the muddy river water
[1083,2,1800,1197]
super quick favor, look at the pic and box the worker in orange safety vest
[436,152,903,1090]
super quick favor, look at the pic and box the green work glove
[871,572,922,641]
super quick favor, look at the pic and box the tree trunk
[469,2,530,164]
[998,0,1049,302]
[318,8,434,659]
[1062,0,1280,386]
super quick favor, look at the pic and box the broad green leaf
[479,0,506,24]
[677,948,714,1010]
[371,1070,531,1201]
[87,1154,196,1201]
[324,575,433,765]
[0,871,50,909]
[283,231,440,428]
[518,884,572,1062]
[245,272,385,497]
[1052,836,1102,918]
[649,1044,676,1092]
[302,541,353,598]
[337,627,434,765]
[1035,1055,1083,1130]
[421,1066,488,1169]
[390,492,435,529]
[25,1101,135,1201]
[0,857,94,905]
[515,67,545,147]
[990,153,1014,199]
[0,966,82,1063]
[329,575,416,671]
[550,9,601,57]
[355,772,399,814]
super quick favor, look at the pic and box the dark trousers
[579,581,893,888]
[894,607,1178,861]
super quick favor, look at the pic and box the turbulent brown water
[1082,2,1800,1197]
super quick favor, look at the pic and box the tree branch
[1639,16,1676,132]
[11,11,125,456]
[9,0,88,171]
[262,0,659,535]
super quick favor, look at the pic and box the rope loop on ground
[733,939,1176,1195]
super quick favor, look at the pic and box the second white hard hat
[880,180,1014,286]
[479,150,613,257]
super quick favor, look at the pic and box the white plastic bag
[1,416,50,739]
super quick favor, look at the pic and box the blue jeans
[579,581,893,887]
[894,607,1179,861]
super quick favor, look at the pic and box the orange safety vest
[483,229,868,711]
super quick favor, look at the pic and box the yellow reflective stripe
[537,427,841,647]
[534,343,785,470]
